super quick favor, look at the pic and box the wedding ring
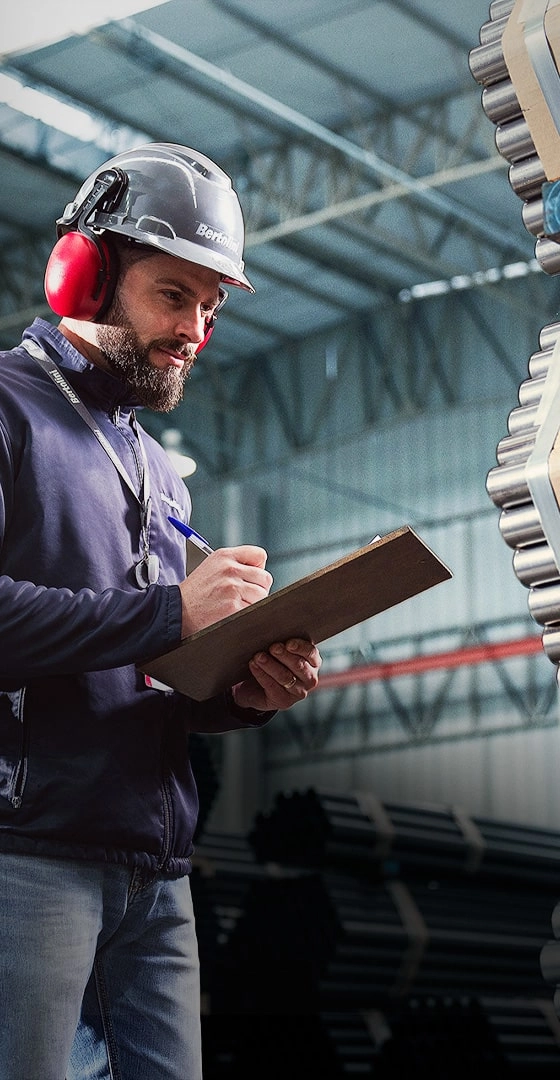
[285,675,297,689]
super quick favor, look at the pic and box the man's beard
[97,296,197,412]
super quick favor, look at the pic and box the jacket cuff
[224,688,275,728]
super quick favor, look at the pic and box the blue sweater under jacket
[0,319,267,873]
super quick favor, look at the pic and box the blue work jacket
[0,319,267,873]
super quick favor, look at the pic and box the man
[0,142,321,1080]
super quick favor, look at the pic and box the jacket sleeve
[0,402,184,683]
[184,690,275,733]
[0,575,183,683]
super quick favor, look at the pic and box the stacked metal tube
[470,1,560,678]
[191,792,560,1068]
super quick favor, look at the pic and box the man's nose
[175,308,206,345]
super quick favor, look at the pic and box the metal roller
[528,582,560,626]
[506,402,539,436]
[509,156,546,199]
[542,626,560,662]
[539,322,560,350]
[490,0,515,18]
[522,198,544,238]
[496,431,537,464]
[487,459,531,508]
[482,80,521,124]
[513,542,560,586]
[498,503,545,549]
[495,117,536,163]
[517,373,546,408]
[468,39,510,86]
[480,14,511,46]
[528,346,554,379]
[535,237,560,275]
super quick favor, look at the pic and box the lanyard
[22,338,159,588]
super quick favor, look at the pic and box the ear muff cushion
[196,320,214,354]
[44,232,113,320]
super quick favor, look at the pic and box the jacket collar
[23,318,142,414]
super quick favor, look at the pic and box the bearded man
[0,143,321,1080]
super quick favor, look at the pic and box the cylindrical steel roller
[507,402,539,436]
[509,156,546,199]
[482,80,521,124]
[495,117,535,163]
[480,15,509,46]
[487,459,530,508]
[490,0,515,19]
[513,542,560,585]
[522,198,544,237]
[472,1,560,681]
[499,502,544,548]
[535,236,560,275]
[518,373,546,408]
[528,581,560,625]
[542,625,560,662]
[539,322,560,350]
[496,430,537,464]
[528,346,554,379]
[468,39,509,86]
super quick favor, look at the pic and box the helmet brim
[103,224,255,293]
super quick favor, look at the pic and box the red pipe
[318,635,544,689]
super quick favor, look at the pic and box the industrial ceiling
[0,0,538,365]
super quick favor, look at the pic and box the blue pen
[168,516,214,556]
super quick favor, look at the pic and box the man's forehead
[147,253,221,297]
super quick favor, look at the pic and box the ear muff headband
[44,168,128,321]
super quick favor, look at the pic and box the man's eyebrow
[154,277,220,304]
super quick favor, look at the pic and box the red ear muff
[196,319,214,354]
[195,286,228,353]
[44,231,115,321]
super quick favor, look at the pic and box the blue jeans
[0,853,202,1080]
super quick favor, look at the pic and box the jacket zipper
[157,709,175,871]
[10,688,28,809]
[158,776,173,871]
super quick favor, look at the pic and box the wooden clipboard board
[138,525,452,701]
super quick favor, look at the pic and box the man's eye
[163,290,182,302]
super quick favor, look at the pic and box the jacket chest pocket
[0,689,29,808]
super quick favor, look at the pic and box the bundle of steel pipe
[539,897,560,1015]
[191,820,560,1070]
[200,1012,388,1078]
[470,5,560,680]
[249,788,560,887]
[189,831,272,996]
[201,997,559,1076]
[384,995,560,1074]
[208,865,553,1012]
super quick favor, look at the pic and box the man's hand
[231,638,322,712]
[179,546,273,637]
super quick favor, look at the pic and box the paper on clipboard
[138,525,452,701]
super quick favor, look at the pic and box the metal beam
[245,155,507,249]
[316,635,543,689]
[98,17,528,257]
[208,0,480,160]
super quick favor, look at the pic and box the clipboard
[138,525,452,701]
